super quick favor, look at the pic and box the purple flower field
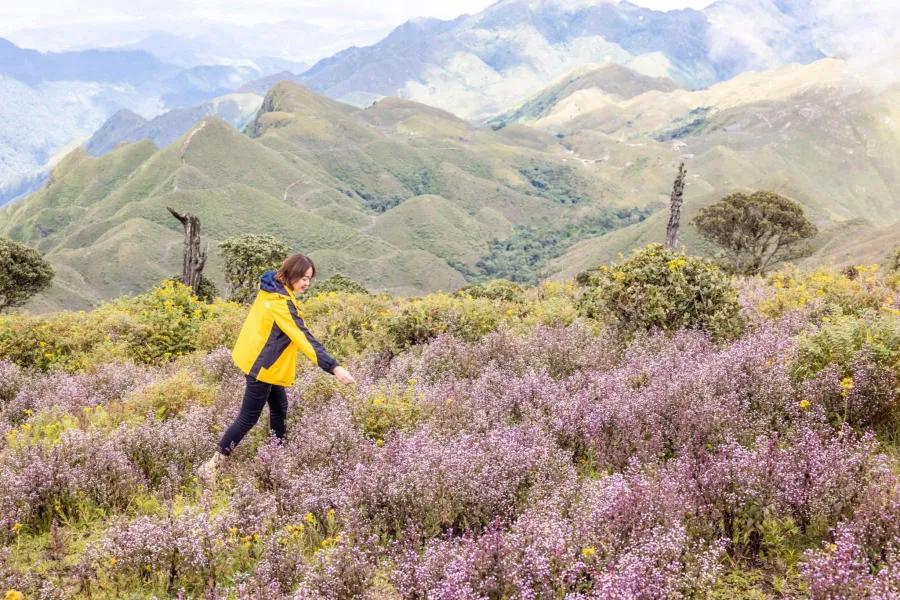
[0,262,899,599]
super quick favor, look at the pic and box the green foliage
[465,207,655,284]
[750,265,895,321]
[460,279,526,303]
[0,310,107,372]
[368,294,507,355]
[218,234,290,304]
[300,292,392,362]
[350,384,420,442]
[576,244,745,340]
[654,106,711,141]
[792,313,900,381]
[0,281,243,371]
[692,191,818,275]
[354,188,405,213]
[304,273,370,297]
[0,237,54,312]
[517,163,590,205]
[166,274,219,303]
[99,280,217,364]
[129,372,215,421]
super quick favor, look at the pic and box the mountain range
[4,0,892,208]
[3,52,898,312]
[294,0,842,120]
[2,0,899,312]
[0,38,303,205]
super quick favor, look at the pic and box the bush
[792,314,900,430]
[128,371,216,421]
[576,244,745,340]
[793,314,900,381]
[165,274,219,303]
[367,294,507,355]
[219,234,289,304]
[0,284,244,373]
[0,238,54,312]
[460,279,525,303]
[98,280,218,364]
[750,265,897,321]
[350,383,420,443]
[300,292,392,362]
[304,274,369,297]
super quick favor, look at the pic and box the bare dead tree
[167,206,207,295]
[665,162,687,250]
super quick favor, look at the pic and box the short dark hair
[275,253,316,288]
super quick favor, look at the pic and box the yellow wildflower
[5,591,25,600]
[799,399,811,409]
[582,547,597,558]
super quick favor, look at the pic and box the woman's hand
[333,366,356,385]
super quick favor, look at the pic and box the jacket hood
[260,270,289,296]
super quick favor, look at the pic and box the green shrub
[194,301,247,353]
[576,244,745,340]
[460,279,525,303]
[350,383,419,443]
[300,292,393,362]
[219,234,289,304]
[97,280,217,364]
[752,265,895,321]
[128,372,215,420]
[792,313,900,381]
[0,311,91,371]
[304,273,370,297]
[164,274,219,303]
[368,293,506,355]
[0,237,54,312]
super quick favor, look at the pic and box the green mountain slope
[5,57,899,312]
[516,59,900,279]
[1,82,656,311]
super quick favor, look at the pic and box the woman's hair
[275,253,316,288]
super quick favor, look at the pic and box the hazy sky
[0,0,716,53]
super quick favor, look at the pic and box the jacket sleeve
[270,299,339,374]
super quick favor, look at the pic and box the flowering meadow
[1,246,899,599]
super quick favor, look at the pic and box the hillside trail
[180,121,208,165]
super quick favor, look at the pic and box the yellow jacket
[232,271,338,386]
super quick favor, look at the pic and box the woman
[199,253,355,482]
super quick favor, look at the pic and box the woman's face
[291,268,314,293]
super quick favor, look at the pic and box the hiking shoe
[198,452,226,486]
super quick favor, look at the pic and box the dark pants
[218,375,288,455]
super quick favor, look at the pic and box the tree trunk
[665,162,687,250]
[167,207,207,295]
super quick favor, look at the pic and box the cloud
[816,0,900,86]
